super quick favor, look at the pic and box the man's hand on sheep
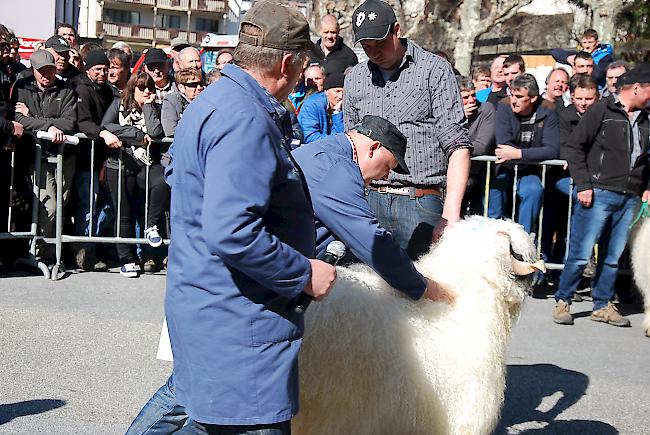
[642,190,649,202]
[303,259,338,301]
[422,278,455,304]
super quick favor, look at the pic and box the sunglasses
[182,81,203,88]
[137,85,155,93]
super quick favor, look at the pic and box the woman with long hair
[100,70,167,277]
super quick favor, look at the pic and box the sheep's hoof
[645,328,650,338]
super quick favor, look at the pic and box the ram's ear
[497,231,546,276]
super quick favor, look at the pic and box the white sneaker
[120,262,139,278]
[145,225,163,248]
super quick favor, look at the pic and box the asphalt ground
[0,270,648,435]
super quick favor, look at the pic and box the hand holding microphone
[295,241,346,314]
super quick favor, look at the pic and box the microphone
[294,240,346,315]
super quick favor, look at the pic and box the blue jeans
[126,375,290,435]
[366,190,443,260]
[555,188,639,310]
[126,375,188,434]
[488,171,544,234]
[177,420,291,435]
[72,170,115,237]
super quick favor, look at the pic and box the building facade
[78,0,230,51]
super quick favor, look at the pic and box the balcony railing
[99,21,210,45]
[98,21,155,42]
[156,0,190,9]
[105,0,156,6]
[191,0,228,13]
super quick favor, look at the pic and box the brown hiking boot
[553,300,574,325]
[591,302,631,327]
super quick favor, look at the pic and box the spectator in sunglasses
[100,71,167,277]
[161,67,204,137]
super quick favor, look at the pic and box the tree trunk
[453,0,482,75]
[454,37,477,75]
[583,0,634,44]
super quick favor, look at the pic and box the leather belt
[369,185,442,198]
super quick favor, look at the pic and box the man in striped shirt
[344,0,472,259]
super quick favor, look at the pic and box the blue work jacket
[165,64,315,425]
[297,91,344,143]
[292,134,426,300]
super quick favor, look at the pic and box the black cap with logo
[355,115,409,175]
[44,35,71,53]
[352,0,397,45]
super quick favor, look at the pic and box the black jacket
[558,104,582,150]
[101,99,164,172]
[318,36,358,75]
[69,73,116,139]
[563,95,650,195]
[12,75,77,135]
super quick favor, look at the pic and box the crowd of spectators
[0,16,648,302]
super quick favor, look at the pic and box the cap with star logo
[352,0,397,45]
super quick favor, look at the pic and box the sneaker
[143,259,158,274]
[553,300,574,325]
[93,260,108,272]
[590,302,631,327]
[145,226,163,248]
[120,263,139,278]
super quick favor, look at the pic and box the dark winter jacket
[318,36,358,75]
[562,95,650,195]
[12,75,77,136]
[100,99,164,172]
[496,99,560,162]
[68,73,116,170]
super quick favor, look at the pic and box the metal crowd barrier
[0,140,52,278]
[472,155,573,271]
[3,134,580,280]
[50,134,174,280]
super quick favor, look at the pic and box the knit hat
[324,73,345,90]
[84,50,109,70]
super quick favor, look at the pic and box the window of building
[104,9,140,25]
[195,18,221,32]
[157,14,182,29]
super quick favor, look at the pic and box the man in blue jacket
[125,115,451,435]
[156,2,336,434]
[298,72,345,143]
[487,73,560,234]
[293,115,453,302]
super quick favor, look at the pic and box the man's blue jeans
[125,375,188,434]
[487,171,544,234]
[555,188,639,310]
[126,375,290,435]
[72,170,114,237]
[366,190,443,260]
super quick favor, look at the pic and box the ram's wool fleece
[294,217,537,435]
[631,217,650,337]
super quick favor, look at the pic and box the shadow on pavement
[495,364,618,434]
[0,399,66,425]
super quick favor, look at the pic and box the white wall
[10,0,58,39]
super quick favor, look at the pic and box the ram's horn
[511,257,546,276]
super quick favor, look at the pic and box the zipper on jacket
[593,150,605,180]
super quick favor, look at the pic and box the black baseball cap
[352,0,397,45]
[144,48,168,65]
[355,115,409,174]
[44,35,70,53]
[239,1,324,61]
[617,67,650,87]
